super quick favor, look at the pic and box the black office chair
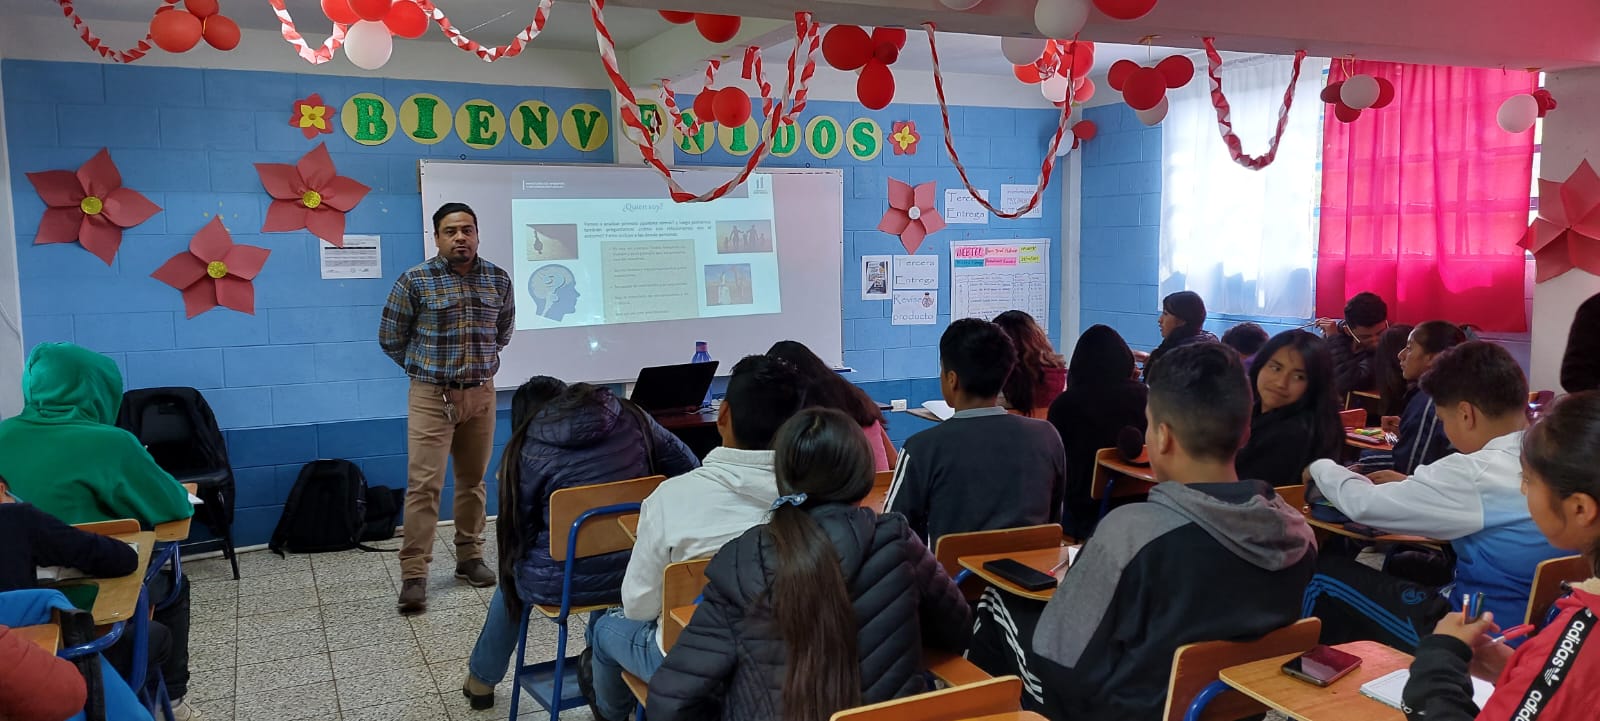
[117,387,240,579]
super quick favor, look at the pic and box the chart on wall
[950,240,1052,328]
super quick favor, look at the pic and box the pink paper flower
[151,216,271,318]
[25,148,161,264]
[878,178,945,255]
[255,143,370,247]
[1520,159,1600,282]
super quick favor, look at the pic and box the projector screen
[418,161,844,388]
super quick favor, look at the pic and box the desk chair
[1338,408,1366,429]
[934,524,1062,601]
[829,676,1025,721]
[1345,391,1382,427]
[117,387,239,579]
[859,470,895,514]
[620,557,713,713]
[1171,617,1322,721]
[509,475,666,721]
[1526,555,1589,627]
[1090,448,1153,519]
[1274,485,1308,515]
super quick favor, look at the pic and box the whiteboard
[418,161,844,387]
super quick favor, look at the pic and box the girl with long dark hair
[1046,324,1148,536]
[1370,324,1415,418]
[767,340,894,471]
[1357,321,1466,475]
[647,408,970,721]
[1235,330,1343,486]
[993,310,1067,418]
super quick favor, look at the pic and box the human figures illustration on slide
[529,264,580,321]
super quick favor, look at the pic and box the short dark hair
[725,354,806,450]
[1344,292,1388,328]
[432,202,477,233]
[1419,341,1528,418]
[1147,342,1252,463]
[1522,391,1600,576]
[1220,322,1270,357]
[1411,320,1468,355]
[939,318,1016,399]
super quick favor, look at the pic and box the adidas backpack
[269,459,403,555]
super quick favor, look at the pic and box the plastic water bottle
[692,342,713,408]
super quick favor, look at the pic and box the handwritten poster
[892,255,938,290]
[1000,184,1044,219]
[949,239,1051,327]
[862,255,892,300]
[892,290,938,325]
[943,188,990,225]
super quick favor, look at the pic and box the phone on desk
[1281,644,1363,687]
[982,558,1058,592]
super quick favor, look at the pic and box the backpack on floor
[270,459,395,555]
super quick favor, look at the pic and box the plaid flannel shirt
[379,255,515,385]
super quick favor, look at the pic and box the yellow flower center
[299,106,327,129]
[206,261,228,279]
[80,196,104,215]
[302,190,322,209]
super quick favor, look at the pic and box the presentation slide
[511,174,781,330]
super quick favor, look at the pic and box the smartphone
[1281,645,1363,687]
[982,558,1058,592]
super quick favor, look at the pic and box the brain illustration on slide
[528,264,580,321]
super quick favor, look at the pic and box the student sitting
[1142,290,1217,382]
[461,378,698,710]
[970,343,1316,720]
[993,310,1067,418]
[0,620,87,721]
[1402,391,1600,719]
[1045,324,1148,537]
[886,319,1067,548]
[1356,320,1465,475]
[647,408,971,721]
[1220,321,1269,367]
[1235,330,1343,486]
[584,355,806,721]
[767,340,894,472]
[1306,342,1567,644]
[1315,291,1390,400]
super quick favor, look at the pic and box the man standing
[380,202,514,614]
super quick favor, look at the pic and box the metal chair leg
[509,607,532,720]
[1183,680,1232,721]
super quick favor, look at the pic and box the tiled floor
[184,521,597,721]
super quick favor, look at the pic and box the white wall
[0,29,23,418]
[1528,67,1600,393]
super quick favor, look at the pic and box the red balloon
[1319,80,1344,104]
[321,0,360,24]
[1073,119,1098,141]
[695,14,741,43]
[874,42,900,65]
[658,10,696,24]
[857,61,896,110]
[712,87,752,127]
[1057,41,1095,80]
[1014,64,1045,84]
[150,10,203,53]
[202,14,241,50]
[186,0,220,19]
[349,0,392,23]
[1107,59,1139,91]
[871,27,908,51]
[384,0,429,39]
[1334,102,1362,123]
[1073,76,1096,103]
[1373,78,1396,109]
[1156,55,1194,88]
[822,25,872,71]
[1122,67,1166,111]
[693,91,717,124]
[1093,0,1159,20]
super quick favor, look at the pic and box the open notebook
[921,400,955,421]
[1361,669,1494,711]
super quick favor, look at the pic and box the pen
[1492,624,1536,644]
[1462,593,1471,622]
[1049,555,1072,576]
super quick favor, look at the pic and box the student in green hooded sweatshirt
[0,342,200,718]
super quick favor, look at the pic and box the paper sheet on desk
[922,400,954,421]
[188,493,203,505]
[1361,669,1493,709]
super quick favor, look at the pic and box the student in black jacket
[1046,324,1147,537]
[1315,291,1389,400]
[1142,290,1218,382]
[0,477,137,591]
[647,408,970,721]
[1235,330,1343,486]
[1561,292,1600,393]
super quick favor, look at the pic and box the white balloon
[1034,0,1090,40]
[1135,96,1169,126]
[1340,74,1380,110]
[344,20,393,71]
[1497,94,1539,133]
[938,0,984,9]
[1001,37,1049,66]
[1040,73,1070,103]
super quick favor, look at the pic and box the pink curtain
[1317,61,1534,332]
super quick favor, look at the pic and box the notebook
[921,400,955,421]
[1360,669,1495,710]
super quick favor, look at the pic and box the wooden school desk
[957,545,1076,602]
[962,714,1048,721]
[15,624,60,652]
[49,531,155,626]
[652,409,721,459]
[1097,455,1154,484]
[1217,641,1409,721]
[1302,517,1444,550]
[1344,429,1394,453]
[618,513,640,542]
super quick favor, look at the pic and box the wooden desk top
[50,531,154,626]
[1345,430,1394,452]
[958,546,1076,602]
[961,714,1047,721]
[668,604,696,629]
[1097,457,1155,484]
[618,514,640,542]
[1218,641,1410,721]
[651,410,719,430]
[14,624,60,652]
[906,408,944,423]
[155,516,192,542]
[1304,518,1443,549]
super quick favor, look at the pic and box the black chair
[117,387,240,579]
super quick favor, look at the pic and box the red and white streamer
[416,0,553,62]
[593,3,822,203]
[1203,37,1306,170]
[266,0,348,64]
[660,59,720,140]
[923,24,1073,220]
[56,0,179,63]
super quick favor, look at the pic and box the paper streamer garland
[56,0,181,63]
[266,0,347,63]
[267,0,552,65]
[922,23,1074,220]
[659,59,721,141]
[1202,37,1306,170]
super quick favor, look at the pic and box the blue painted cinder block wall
[4,59,1062,546]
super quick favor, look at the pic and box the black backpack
[270,459,403,555]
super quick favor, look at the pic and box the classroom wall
[0,58,21,419]
[1529,67,1600,393]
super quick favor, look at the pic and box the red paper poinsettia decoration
[255,143,370,247]
[890,121,920,155]
[290,93,337,139]
[25,148,161,265]
[878,178,945,255]
[1519,160,1600,282]
[152,216,271,317]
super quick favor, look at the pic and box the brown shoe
[398,578,427,615]
[455,559,497,588]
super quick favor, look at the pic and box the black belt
[433,380,485,390]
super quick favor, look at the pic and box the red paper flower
[255,143,370,247]
[151,216,271,318]
[878,178,945,255]
[25,148,161,264]
[289,93,337,139]
[890,121,920,155]
[1520,159,1600,282]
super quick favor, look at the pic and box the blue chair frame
[1182,680,1233,721]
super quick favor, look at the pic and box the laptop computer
[630,361,719,415]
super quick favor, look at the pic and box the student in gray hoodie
[969,342,1317,721]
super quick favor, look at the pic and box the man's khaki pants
[399,379,496,580]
